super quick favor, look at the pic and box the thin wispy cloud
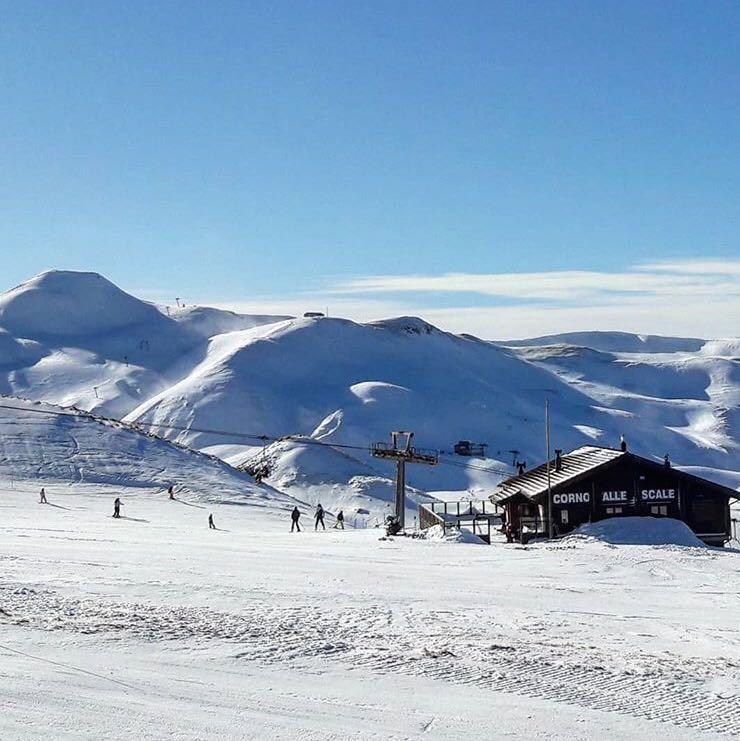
[170,259,740,340]
[638,259,740,276]
[332,259,740,303]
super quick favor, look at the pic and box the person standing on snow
[168,485,175,500]
[208,513,216,530]
[113,497,122,518]
[39,488,47,504]
[334,510,344,529]
[291,507,301,532]
[505,522,514,543]
[314,503,326,531]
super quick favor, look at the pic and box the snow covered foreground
[3,482,740,740]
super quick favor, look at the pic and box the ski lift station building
[491,445,739,546]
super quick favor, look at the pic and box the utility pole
[546,398,553,539]
[372,431,438,531]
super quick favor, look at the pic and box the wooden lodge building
[492,445,738,546]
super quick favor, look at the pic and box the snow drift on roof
[495,446,625,501]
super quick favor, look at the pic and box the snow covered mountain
[0,271,285,418]
[0,270,737,512]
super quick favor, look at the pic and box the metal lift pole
[372,431,438,533]
[395,458,406,528]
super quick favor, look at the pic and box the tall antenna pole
[546,398,553,539]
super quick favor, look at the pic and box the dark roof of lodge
[492,445,740,503]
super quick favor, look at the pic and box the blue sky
[1,1,738,337]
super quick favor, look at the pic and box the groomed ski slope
[2,484,740,739]
[0,396,299,512]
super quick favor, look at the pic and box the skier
[168,485,175,500]
[314,503,326,531]
[334,510,345,530]
[113,497,122,518]
[290,506,301,532]
[39,487,47,504]
[505,522,514,543]
[208,513,216,530]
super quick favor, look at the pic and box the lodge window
[650,505,668,517]
[605,507,623,515]
[691,497,724,531]
[520,504,535,517]
[560,510,569,524]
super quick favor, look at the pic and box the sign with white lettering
[601,490,628,503]
[640,488,676,501]
[552,491,590,505]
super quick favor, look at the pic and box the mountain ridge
[0,270,736,510]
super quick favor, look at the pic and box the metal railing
[371,441,439,464]
[518,516,548,535]
[427,499,499,518]
[418,500,502,544]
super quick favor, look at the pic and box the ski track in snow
[3,579,740,736]
[4,481,740,738]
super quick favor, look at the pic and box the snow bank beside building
[567,517,708,547]
[423,524,486,544]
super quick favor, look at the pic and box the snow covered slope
[0,396,298,512]
[166,304,291,338]
[505,331,706,354]
[125,314,739,489]
[0,270,737,508]
[0,271,286,419]
[230,436,436,524]
[505,340,739,471]
[124,314,640,494]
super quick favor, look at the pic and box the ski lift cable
[0,403,367,451]
[435,457,512,476]
[0,402,513,477]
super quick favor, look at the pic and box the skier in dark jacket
[208,513,216,529]
[113,497,122,518]
[505,522,515,543]
[334,510,344,529]
[291,507,301,532]
[314,503,326,531]
[39,487,47,504]
[168,485,175,500]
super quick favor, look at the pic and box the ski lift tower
[371,431,438,531]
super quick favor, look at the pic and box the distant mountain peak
[372,316,442,335]
[502,330,706,354]
[0,269,161,338]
